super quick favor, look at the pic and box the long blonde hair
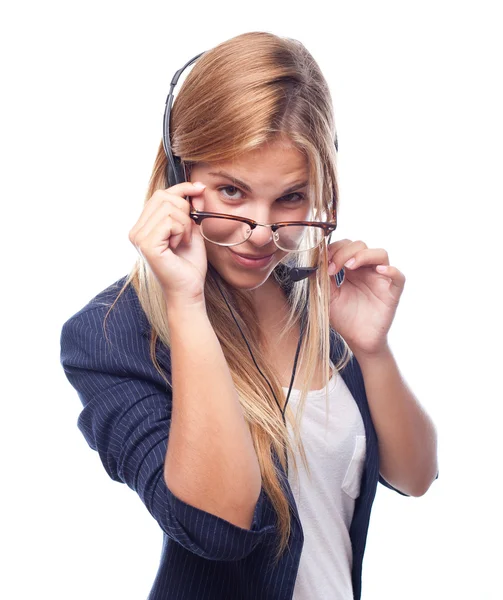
[105,31,351,563]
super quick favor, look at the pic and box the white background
[2,0,502,598]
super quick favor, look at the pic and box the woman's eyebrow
[207,171,308,195]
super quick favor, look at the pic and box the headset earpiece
[166,154,185,188]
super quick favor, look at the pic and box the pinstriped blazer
[60,275,410,600]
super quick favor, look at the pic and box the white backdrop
[2,1,502,598]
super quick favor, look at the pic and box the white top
[283,366,366,600]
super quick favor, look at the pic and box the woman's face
[189,138,311,290]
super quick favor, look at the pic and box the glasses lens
[199,217,325,251]
[275,225,324,251]
[200,217,251,246]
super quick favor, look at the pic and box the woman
[60,31,438,600]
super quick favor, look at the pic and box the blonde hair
[105,31,351,563]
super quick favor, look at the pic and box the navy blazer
[60,275,412,600]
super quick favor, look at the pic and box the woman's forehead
[196,145,308,186]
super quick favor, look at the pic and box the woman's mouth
[228,249,275,269]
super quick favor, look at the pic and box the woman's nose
[248,224,274,248]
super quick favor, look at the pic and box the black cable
[209,264,307,478]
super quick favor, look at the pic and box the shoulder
[60,275,164,378]
[61,275,149,339]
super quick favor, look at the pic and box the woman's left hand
[327,239,406,358]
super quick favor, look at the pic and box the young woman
[60,31,438,600]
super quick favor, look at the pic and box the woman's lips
[228,249,275,269]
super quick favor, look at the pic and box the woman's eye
[218,186,244,200]
[280,192,305,203]
[217,187,305,204]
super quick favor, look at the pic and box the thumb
[191,195,205,213]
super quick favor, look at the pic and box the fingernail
[344,258,356,268]
[193,182,206,190]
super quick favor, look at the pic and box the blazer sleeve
[379,471,439,496]
[59,306,275,561]
[378,474,410,495]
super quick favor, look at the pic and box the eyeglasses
[189,210,337,252]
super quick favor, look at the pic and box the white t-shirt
[284,365,367,600]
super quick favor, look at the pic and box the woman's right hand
[129,181,208,307]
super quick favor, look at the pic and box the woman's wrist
[166,295,208,327]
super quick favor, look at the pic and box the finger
[327,238,353,262]
[135,186,201,230]
[341,248,389,270]
[136,215,186,258]
[190,194,205,212]
[327,239,367,270]
[375,265,406,300]
[129,183,204,244]
[157,204,194,246]
[133,204,192,250]
[165,180,206,197]
[168,182,206,223]
[328,239,367,269]
[160,206,193,248]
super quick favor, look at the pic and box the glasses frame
[189,209,336,251]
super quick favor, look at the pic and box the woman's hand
[129,182,208,307]
[327,239,406,359]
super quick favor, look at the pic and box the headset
[162,51,343,285]
[161,50,343,476]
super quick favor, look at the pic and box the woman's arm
[165,300,262,530]
[61,303,274,559]
[354,346,438,497]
